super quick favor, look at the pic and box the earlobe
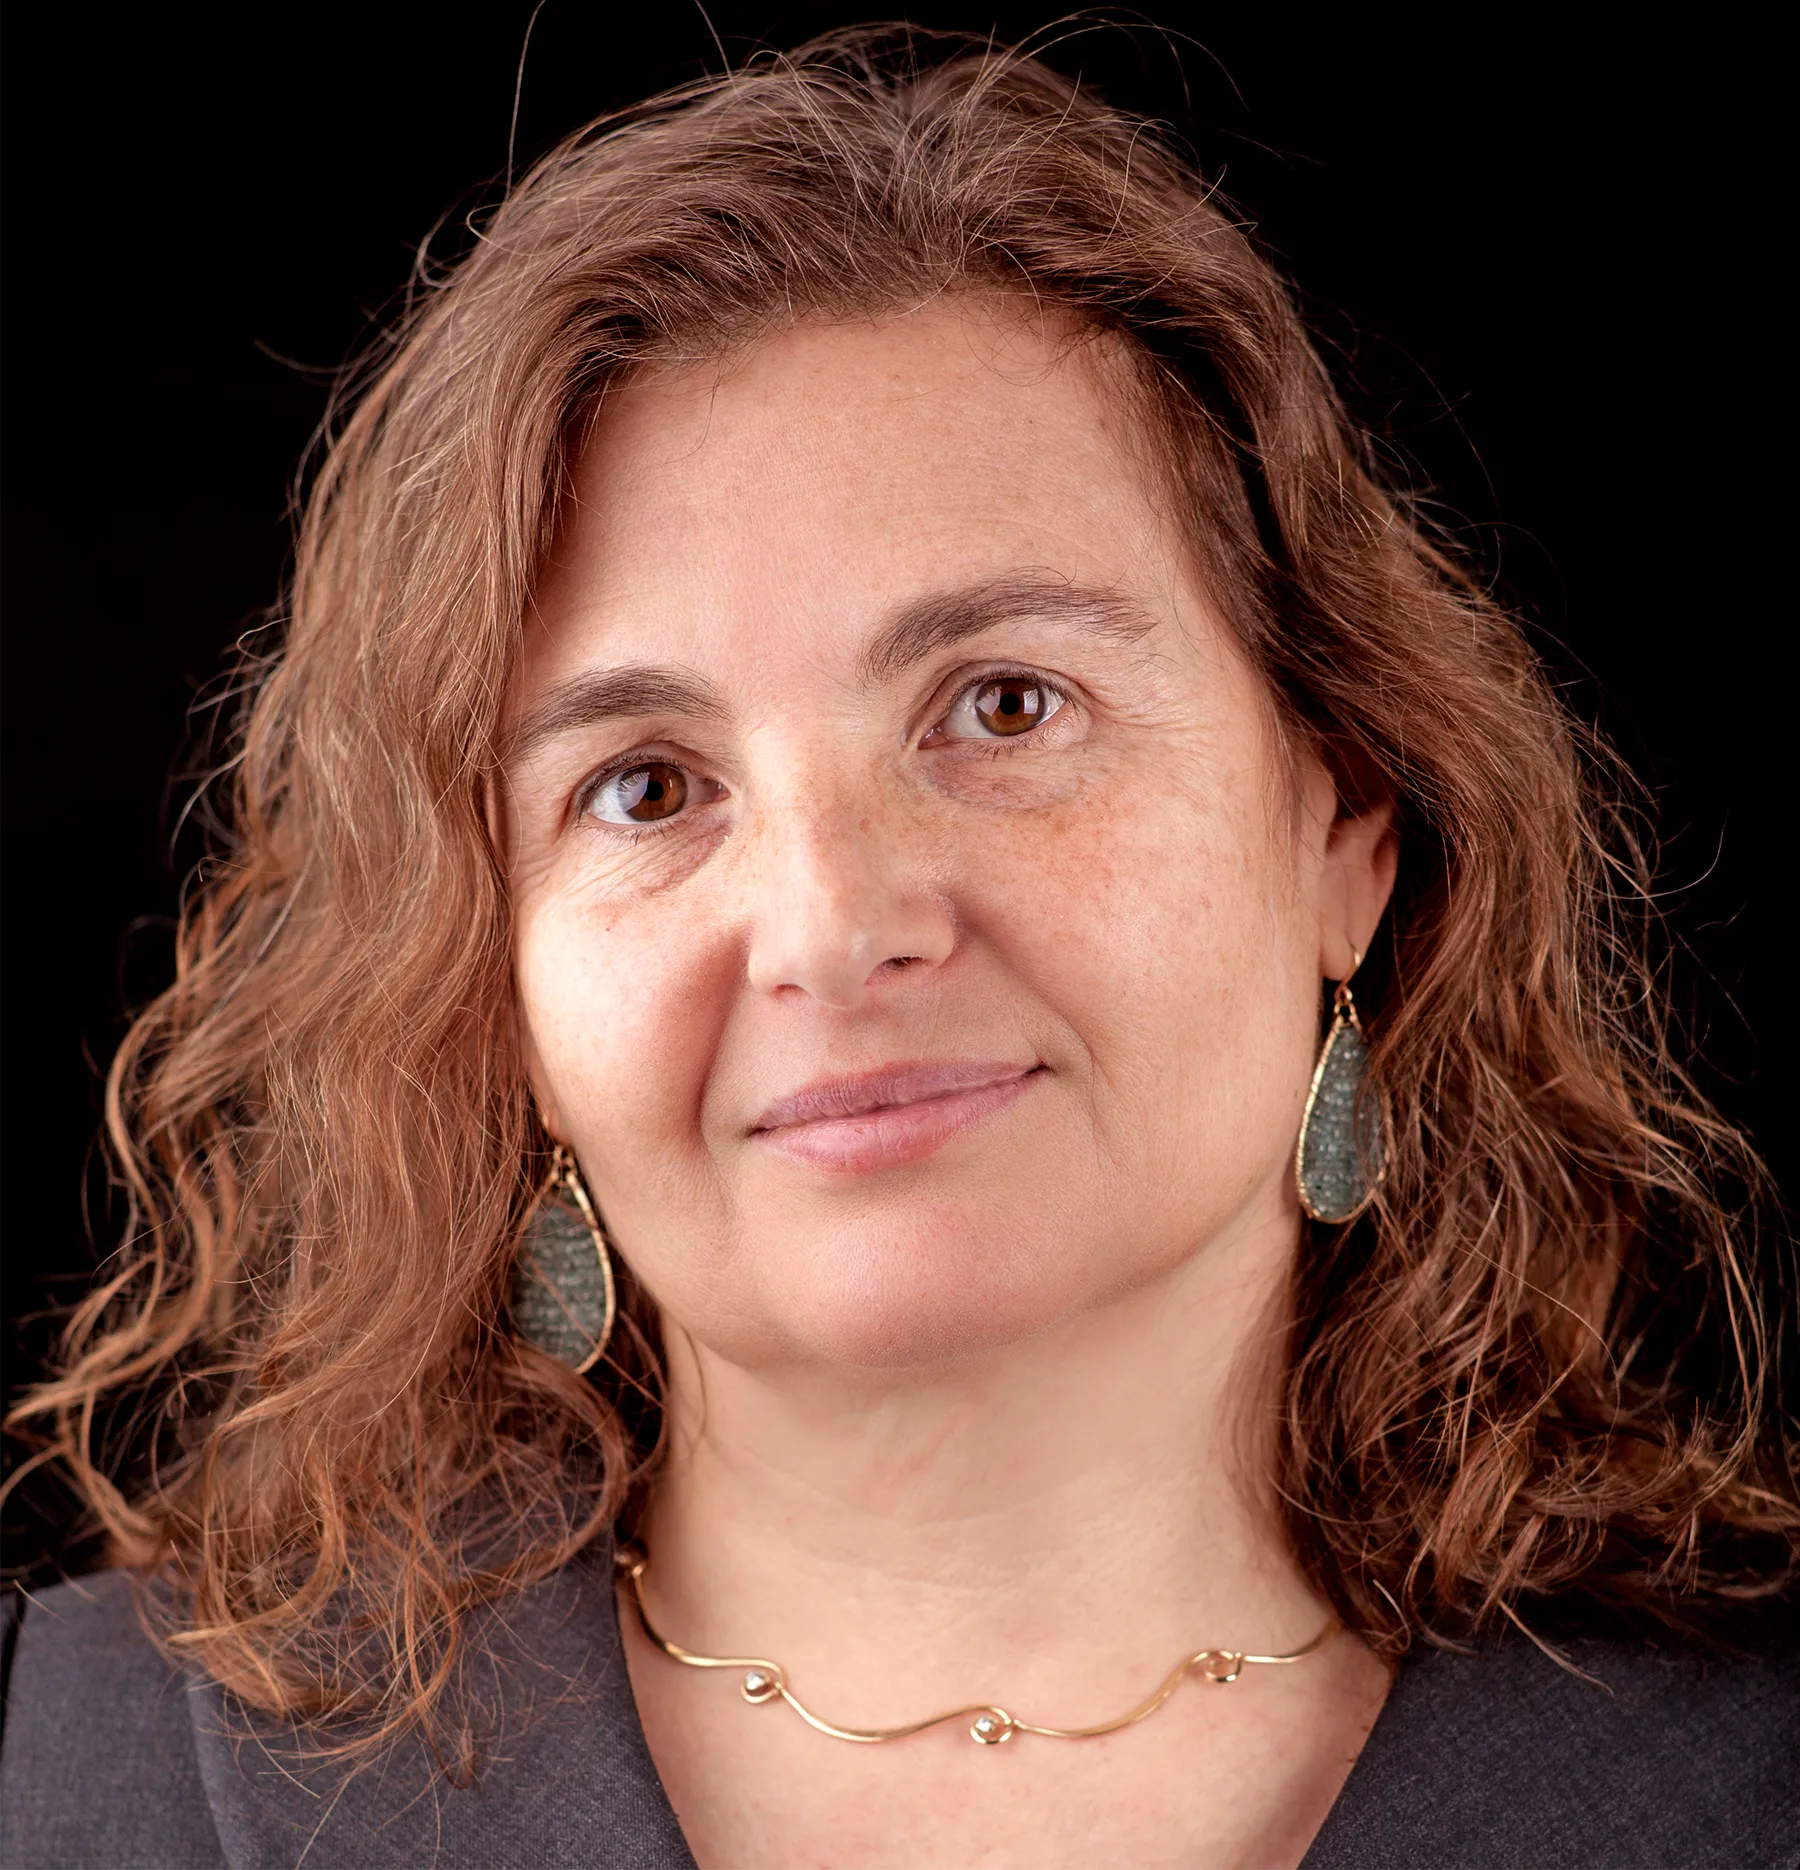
[1318,800,1398,981]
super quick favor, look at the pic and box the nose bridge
[741,728,951,1007]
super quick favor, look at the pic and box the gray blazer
[3,1555,1795,1868]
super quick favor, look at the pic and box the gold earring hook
[1332,946,1364,1021]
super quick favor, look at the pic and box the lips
[749,1059,1042,1173]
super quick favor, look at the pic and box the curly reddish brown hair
[10,27,1795,1756]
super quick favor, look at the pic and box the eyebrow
[504,666,728,765]
[857,573,1159,687]
[505,572,1159,764]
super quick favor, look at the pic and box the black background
[3,7,1788,1573]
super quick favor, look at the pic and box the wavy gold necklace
[617,1546,1339,1747]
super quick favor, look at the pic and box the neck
[635,1199,1330,1720]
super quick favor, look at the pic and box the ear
[1317,795,1398,981]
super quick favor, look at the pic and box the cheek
[514,881,727,1198]
[978,751,1321,1214]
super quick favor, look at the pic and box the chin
[765,1203,1098,1368]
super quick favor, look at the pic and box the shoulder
[1,1570,227,1868]
[1307,1626,1800,1870]
[0,1555,693,1870]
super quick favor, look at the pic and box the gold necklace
[616,1546,1339,1747]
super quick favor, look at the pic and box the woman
[3,30,1795,1869]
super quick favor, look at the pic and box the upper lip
[750,1059,1040,1134]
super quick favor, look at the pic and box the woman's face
[506,306,1391,1371]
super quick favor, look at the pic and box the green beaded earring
[1295,959,1385,1225]
[511,1145,617,1373]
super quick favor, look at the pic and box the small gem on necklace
[970,1711,1013,1745]
[742,1669,778,1701]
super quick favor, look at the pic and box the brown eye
[947,675,1063,740]
[591,761,689,825]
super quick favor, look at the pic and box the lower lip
[754,1071,1041,1173]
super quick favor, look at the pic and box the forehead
[523,306,1192,682]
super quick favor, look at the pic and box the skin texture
[506,305,1397,1869]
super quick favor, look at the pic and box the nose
[743,775,955,1010]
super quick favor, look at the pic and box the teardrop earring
[510,1144,617,1373]
[1295,956,1385,1225]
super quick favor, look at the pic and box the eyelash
[954,663,1057,698]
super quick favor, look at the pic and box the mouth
[749,1059,1044,1173]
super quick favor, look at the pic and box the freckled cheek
[954,777,1247,981]
[955,775,1300,1106]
